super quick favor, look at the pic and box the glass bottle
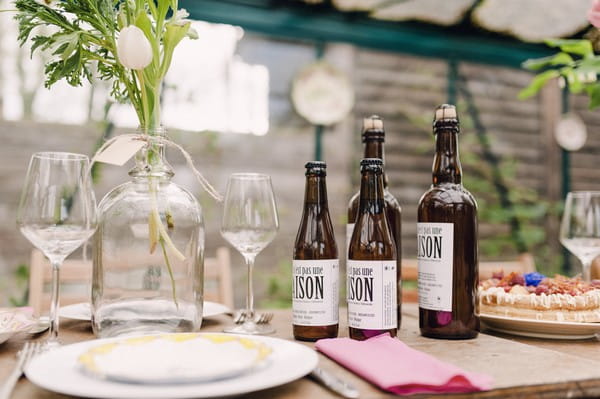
[92,128,204,338]
[292,161,339,341]
[417,104,479,339]
[347,116,402,328]
[347,158,398,340]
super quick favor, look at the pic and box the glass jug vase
[92,129,204,338]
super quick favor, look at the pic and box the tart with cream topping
[479,272,600,322]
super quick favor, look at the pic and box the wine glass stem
[245,255,256,322]
[582,260,592,282]
[48,260,61,344]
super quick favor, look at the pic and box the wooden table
[2,304,600,398]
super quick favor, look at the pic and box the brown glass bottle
[293,162,339,341]
[347,116,402,328]
[347,158,398,340]
[417,104,479,340]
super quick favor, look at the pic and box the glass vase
[92,128,204,338]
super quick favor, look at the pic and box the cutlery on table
[309,367,360,398]
[0,341,42,399]
[233,311,274,325]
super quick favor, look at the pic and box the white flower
[170,9,190,26]
[117,26,153,70]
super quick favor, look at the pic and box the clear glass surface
[560,191,600,282]
[92,135,204,338]
[17,152,97,348]
[221,173,279,334]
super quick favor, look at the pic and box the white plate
[0,309,47,344]
[59,302,230,321]
[78,334,272,384]
[481,313,600,340]
[26,333,318,399]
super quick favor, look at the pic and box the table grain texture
[2,304,600,398]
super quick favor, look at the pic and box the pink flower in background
[588,0,600,28]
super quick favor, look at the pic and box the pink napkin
[315,334,493,395]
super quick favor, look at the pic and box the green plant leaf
[544,39,594,58]
[134,11,153,40]
[586,84,600,109]
[562,68,584,94]
[161,21,190,77]
[518,70,560,99]
[522,53,574,71]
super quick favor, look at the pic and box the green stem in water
[148,178,185,308]
[160,238,179,309]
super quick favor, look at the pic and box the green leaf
[544,39,594,58]
[157,0,170,20]
[160,21,190,77]
[562,68,584,94]
[522,53,574,71]
[586,85,600,109]
[575,56,600,74]
[518,70,560,99]
[134,11,153,39]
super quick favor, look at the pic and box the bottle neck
[364,139,384,160]
[364,139,389,188]
[129,128,174,179]
[432,129,462,185]
[304,175,328,206]
[358,170,385,214]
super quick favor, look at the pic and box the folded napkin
[315,334,493,395]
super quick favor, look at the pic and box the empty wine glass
[221,173,279,335]
[560,191,600,282]
[17,152,97,347]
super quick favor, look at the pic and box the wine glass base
[223,323,276,335]
[41,338,61,351]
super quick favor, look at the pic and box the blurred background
[1,0,599,308]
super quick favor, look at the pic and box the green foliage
[460,132,561,273]
[520,37,600,109]
[9,264,29,307]
[14,0,196,129]
[260,259,293,309]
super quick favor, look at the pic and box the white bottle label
[292,259,339,326]
[347,260,397,330]
[417,223,454,312]
[346,223,355,258]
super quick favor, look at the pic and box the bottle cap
[360,158,383,166]
[305,161,326,169]
[360,158,383,173]
[305,161,327,176]
[433,104,459,133]
[362,115,385,142]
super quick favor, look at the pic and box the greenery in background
[519,38,600,107]
[260,259,293,308]
[14,0,197,130]
[459,104,563,275]
[459,132,563,275]
[406,105,563,275]
[9,264,29,306]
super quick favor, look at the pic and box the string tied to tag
[90,133,223,202]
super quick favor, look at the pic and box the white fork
[0,342,42,399]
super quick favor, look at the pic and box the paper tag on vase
[95,136,146,166]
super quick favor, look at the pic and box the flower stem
[160,238,179,308]
[135,69,150,129]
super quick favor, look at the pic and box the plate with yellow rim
[25,333,319,398]
[78,334,272,384]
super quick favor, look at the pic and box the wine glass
[221,173,279,334]
[560,191,600,282]
[17,152,97,347]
